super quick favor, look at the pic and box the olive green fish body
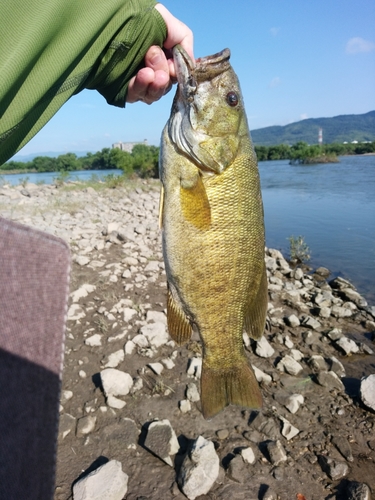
[160,47,267,418]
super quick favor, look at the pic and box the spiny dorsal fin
[167,286,192,345]
[244,265,268,340]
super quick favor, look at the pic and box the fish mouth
[173,46,231,98]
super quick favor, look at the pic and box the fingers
[127,46,172,104]
[126,4,194,104]
[155,3,194,80]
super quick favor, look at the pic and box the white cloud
[269,77,281,88]
[270,27,280,37]
[346,37,375,54]
[300,113,308,120]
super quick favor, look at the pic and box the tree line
[1,140,374,176]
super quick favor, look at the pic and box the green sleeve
[0,0,167,165]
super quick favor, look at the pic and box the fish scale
[160,46,267,418]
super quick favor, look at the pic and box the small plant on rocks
[288,235,311,264]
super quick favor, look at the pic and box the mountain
[251,111,375,146]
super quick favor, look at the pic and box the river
[1,156,374,304]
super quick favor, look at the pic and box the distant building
[112,139,148,153]
[318,127,323,145]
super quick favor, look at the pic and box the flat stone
[252,365,272,384]
[301,315,321,330]
[123,308,137,322]
[76,416,97,437]
[67,304,86,321]
[276,355,303,376]
[360,374,375,411]
[85,334,102,347]
[146,310,167,324]
[279,416,300,440]
[141,322,169,348]
[308,355,328,371]
[186,383,200,402]
[240,446,256,464]
[148,362,164,375]
[266,440,287,465]
[285,394,304,414]
[335,336,359,355]
[329,356,346,377]
[100,368,133,397]
[70,284,96,302]
[144,419,180,467]
[178,436,219,500]
[255,336,275,358]
[216,429,229,440]
[179,399,191,413]
[106,395,126,409]
[318,455,349,480]
[316,370,345,391]
[102,350,125,368]
[73,459,128,500]
[331,435,353,462]
[284,314,300,328]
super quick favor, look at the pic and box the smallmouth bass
[159,46,267,418]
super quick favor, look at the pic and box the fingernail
[150,53,162,66]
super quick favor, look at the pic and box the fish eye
[226,92,238,107]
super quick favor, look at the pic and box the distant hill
[251,110,375,146]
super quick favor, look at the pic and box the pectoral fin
[167,286,192,345]
[180,174,211,230]
[244,265,268,340]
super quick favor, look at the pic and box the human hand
[126,3,194,104]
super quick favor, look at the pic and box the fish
[159,45,268,419]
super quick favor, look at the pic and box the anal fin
[167,286,192,345]
[200,361,262,419]
[244,265,268,340]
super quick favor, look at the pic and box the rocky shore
[1,179,375,500]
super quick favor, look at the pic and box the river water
[1,156,374,303]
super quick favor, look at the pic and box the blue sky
[16,0,375,157]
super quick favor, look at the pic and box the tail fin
[200,361,262,419]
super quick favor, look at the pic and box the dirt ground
[55,239,375,500]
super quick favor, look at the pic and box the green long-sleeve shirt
[0,0,167,165]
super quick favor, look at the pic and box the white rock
[132,334,149,348]
[161,357,175,370]
[146,310,167,324]
[85,334,102,347]
[73,460,128,500]
[290,349,304,361]
[178,436,219,500]
[144,419,180,467]
[76,416,97,437]
[100,368,133,397]
[106,395,126,409]
[144,261,160,272]
[124,340,136,355]
[187,357,202,379]
[335,336,359,355]
[123,256,138,266]
[79,370,87,379]
[186,383,200,402]
[284,335,294,349]
[148,362,164,375]
[285,314,300,328]
[70,284,96,303]
[240,446,256,464]
[74,255,90,266]
[103,350,125,368]
[252,365,272,384]
[276,355,303,376]
[255,336,275,358]
[141,322,169,348]
[123,308,137,322]
[67,304,86,321]
[179,400,191,413]
[285,394,304,414]
[360,374,375,411]
[280,416,300,440]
